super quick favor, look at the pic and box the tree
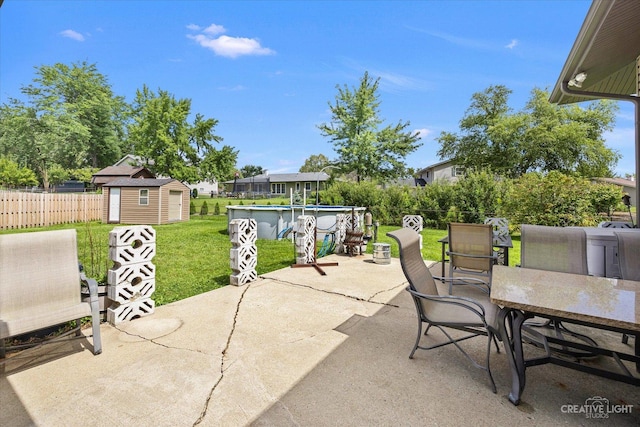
[299,154,331,172]
[128,85,223,183]
[0,99,89,189]
[0,157,38,188]
[318,71,422,182]
[239,164,265,178]
[200,145,238,182]
[20,61,128,168]
[436,85,619,178]
[0,62,128,188]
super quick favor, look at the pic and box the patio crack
[193,283,250,426]
[113,326,206,354]
[262,277,403,307]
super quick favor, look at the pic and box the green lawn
[1,215,521,306]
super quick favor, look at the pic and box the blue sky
[0,0,636,177]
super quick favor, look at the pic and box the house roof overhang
[549,0,640,212]
[549,0,640,105]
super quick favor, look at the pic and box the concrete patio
[1,253,639,426]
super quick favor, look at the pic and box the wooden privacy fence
[0,191,103,230]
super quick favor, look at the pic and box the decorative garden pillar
[295,215,316,264]
[229,218,258,286]
[107,225,156,325]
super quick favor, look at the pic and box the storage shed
[102,178,190,225]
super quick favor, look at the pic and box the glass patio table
[491,265,640,405]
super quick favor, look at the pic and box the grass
[1,215,522,307]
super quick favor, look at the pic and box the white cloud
[188,33,275,59]
[414,128,432,139]
[203,24,226,35]
[505,39,519,49]
[59,29,84,41]
[186,24,201,31]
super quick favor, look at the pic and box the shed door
[169,190,182,221]
[108,188,121,223]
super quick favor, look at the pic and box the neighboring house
[115,154,219,195]
[102,178,190,225]
[593,177,637,207]
[415,160,465,185]
[222,172,330,196]
[91,165,155,188]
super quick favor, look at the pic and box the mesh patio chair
[615,232,640,344]
[447,223,496,295]
[520,224,596,356]
[387,228,501,393]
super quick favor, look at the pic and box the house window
[271,183,285,194]
[139,189,149,205]
[452,166,465,177]
[296,182,301,191]
[305,182,312,191]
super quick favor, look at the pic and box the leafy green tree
[318,71,422,182]
[20,61,128,168]
[437,85,619,178]
[239,164,264,178]
[518,88,619,177]
[0,99,89,189]
[299,154,331,172]
[128,85,223,183]
[68,167,99,184]
[0,157,38,188]
[201,145,238,182]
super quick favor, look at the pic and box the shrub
[501,171,600,228]
[214,202,220,215]
[191,188,198,198]
[452,170,510,224]
[377,185,416,225]
[415,181,456,229]
[190,200,196,215]
[200,201,209,216]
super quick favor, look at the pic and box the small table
[438,233,513,277]
[491,266,640,405]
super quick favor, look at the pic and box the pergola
[549,0,640,216]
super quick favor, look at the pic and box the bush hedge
[322,170,622,229]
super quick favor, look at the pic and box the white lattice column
[295,215,316,264]
[107,225,156,325]
[403,215,424,249]
[229,218,258,286]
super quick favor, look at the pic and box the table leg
[504,247,509,267]
[498,307,528,405]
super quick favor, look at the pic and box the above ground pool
[226,205,366,240]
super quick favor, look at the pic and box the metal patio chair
[447,223,497,295]
[615,232,640,344]
[387,228,501,393]
[520,224,595,357]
